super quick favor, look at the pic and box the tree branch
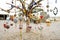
[36,0,42,5]
[29,4,41,13]
[18,0,27,15]
[0,8,10,13]
[28,0,42,10]
[28,0,34,9]
[6,3,23,11]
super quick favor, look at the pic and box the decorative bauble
[6,17,10,22]
[14,18,18,23]
[10,16,14,21]
[46,5,49,8]
[3,24,10,29]
[40,16,43,19]
[10,23,13,26]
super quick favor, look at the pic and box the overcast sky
[0,0,60,17]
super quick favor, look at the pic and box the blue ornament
[14,18,18,23]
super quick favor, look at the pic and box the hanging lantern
[10,15,14,21]
[19,25,23,29]
[10,24,13,26]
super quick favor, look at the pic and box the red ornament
[40,16,43,19]
[4,24,7,28]
[3,24,9,29]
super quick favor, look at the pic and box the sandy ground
[0,20,60,40]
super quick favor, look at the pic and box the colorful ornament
[3,24,10,29]
[40,16,43,19]
[10,23,13,26]
[14,18,18,23]
[26,26,32,32]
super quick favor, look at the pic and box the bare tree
[0,0,43,18]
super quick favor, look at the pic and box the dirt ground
[0,20,60,40]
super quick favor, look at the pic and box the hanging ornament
[19,25,23,29]
[10,23,13,26]
[46,5,49,8]
[3,23,10,29]
[6,17,10,22]
[26,26,32,32]
[53,7,58,15]
[50,9,53,12]
[13,18,18,23]
[40,16,43,19]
